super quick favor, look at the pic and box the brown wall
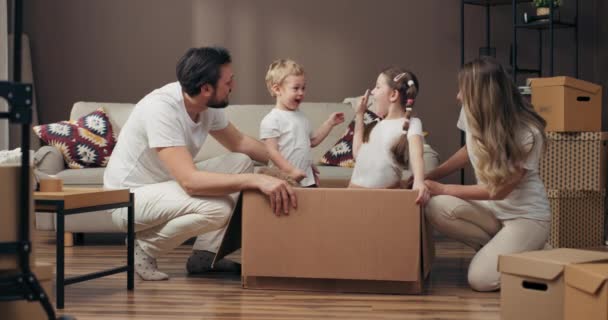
[22,0,603,184]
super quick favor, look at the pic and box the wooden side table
[34,188,134,309]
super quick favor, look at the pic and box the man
[104,47,297,280]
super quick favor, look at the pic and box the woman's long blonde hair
[459,57,546,196]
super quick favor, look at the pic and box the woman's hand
[356,90,371,115]
[412,180,430,205]
[424,179,447,196]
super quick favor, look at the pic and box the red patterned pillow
[33,108,117,169]
[319,110,381,167]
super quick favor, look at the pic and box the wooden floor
[33,232,499,320]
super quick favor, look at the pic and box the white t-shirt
[259,109,315,187]
[350,117,423,188]
[457,107,551,221]
[104,82,229,189]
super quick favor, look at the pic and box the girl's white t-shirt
[350,117,423,188]
[457,107,551,221]
[259,109,315,187]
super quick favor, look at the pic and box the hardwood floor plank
[27,231,500,319]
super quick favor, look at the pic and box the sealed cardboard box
[530,76,602,132]
[547,189,605,248]
[499,249,608,320]
[0,165,35,270]
[241,188,433,294]
[564,263,608,320]
[0,262,54,320]
[540,132,608,191]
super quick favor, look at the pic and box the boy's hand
[288,168,307,183]
[356,89,371,115]
[327,112,345,126]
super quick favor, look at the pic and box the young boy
[260,59,344,187]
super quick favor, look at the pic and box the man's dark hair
[176,47,232,96]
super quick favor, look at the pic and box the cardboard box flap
[565,263,608,295]
[529,76,602,95]
[499,249,608,280]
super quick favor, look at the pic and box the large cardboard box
[530,76,602,132]
[0,262,54,320]
[499,249,608,320]
[241,188,434,294]
[0,165,35,270]
[548,189,605,248]
[540,132,608,191]
[564,263,608,320]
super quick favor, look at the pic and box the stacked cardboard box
[499,248,608,320]
[531,77,605,248]
[0,165,35,270]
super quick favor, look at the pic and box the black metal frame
[35,194,135,309]
[0,0,58,319]
[459,0,579,184]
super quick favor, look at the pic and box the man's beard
[207,92,229,109]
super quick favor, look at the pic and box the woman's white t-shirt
[259,109,315,187]
[350,117,423,188]
[457,108,551,221]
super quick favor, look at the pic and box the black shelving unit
[0,1,70,319]
[512,0,579,80]
[459,0,579,184]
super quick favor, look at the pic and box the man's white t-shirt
[457,108,551,221]
[259,109,315,187]
[350,117,423,188]
[104,82,229,189]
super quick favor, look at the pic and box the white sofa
[34,101,440,233]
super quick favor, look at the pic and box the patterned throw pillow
[33,108,117,169]
[319,110,381,167]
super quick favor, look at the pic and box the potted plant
[534,0,561,16]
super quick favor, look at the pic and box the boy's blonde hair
[265,59,305,97]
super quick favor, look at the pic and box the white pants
[112,153,254,258]
[425,195,550,292]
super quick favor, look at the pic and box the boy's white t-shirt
[259,108,315,187]
[457,107,551,221]
[350,117,423,188]
[104,82,229,189]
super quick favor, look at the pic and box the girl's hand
[413,180,430,205]
[424,180,447,196]
[327,112,345,126]
[356,90,371,115]
[288,168,307,183]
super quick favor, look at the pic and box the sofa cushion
[319,110,381,167]
[56,168,105,185]
[34,145,65,175]
[33,108,117,169]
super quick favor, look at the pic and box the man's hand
[256,174,297,216]
[326,112,345,127]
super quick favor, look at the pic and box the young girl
[260,59,344,187]
[349,68,430,205]
[423,57,550,292]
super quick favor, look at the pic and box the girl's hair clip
[406,99,415,106]
[406,107,413,112]
[407,80,415,87]
[393,73,406,82]
[402,129,408,135]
